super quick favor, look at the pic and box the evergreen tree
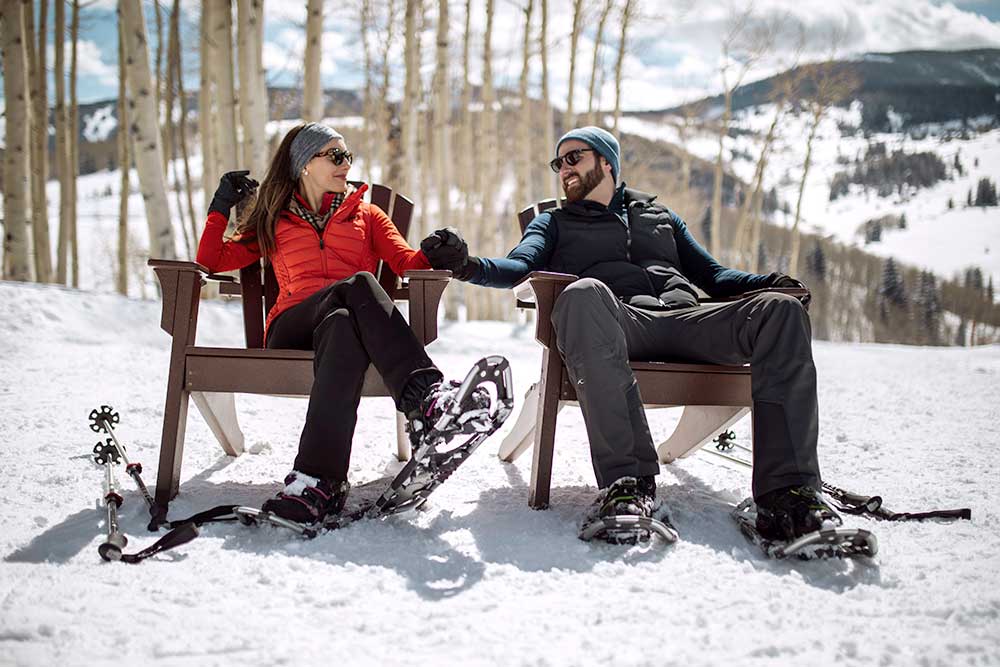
[916,271,942,344]
[899,213,907,229]
[974,177,998,207]
[806,243,827,283]
[947,197,954,210]
[880,258,907,307]
[967,189,973,207]
[955,319,967,346]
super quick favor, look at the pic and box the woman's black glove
[420,227,480,281]
[767,272,811,306]
[209,170,259,216]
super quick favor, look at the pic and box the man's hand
[420,227,480,281]
[209,170,259,217]
[768,272,811,307]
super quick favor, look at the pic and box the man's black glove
[767,272,811,307]
[209,170,259,217]
[420,227,480,281]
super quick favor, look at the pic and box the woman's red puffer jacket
[196,184,430,337]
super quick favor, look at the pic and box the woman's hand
[420,228,480,281]
[209,170,259,216]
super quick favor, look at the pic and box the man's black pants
[266,271,442,482]
[551,278,820,499]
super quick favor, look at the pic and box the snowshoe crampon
[732,498,878,560]
[578,514,679,545]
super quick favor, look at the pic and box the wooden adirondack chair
[147,183,451,515]
[497,198,756,509]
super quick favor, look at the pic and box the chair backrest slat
[517,197,562,234]
[237,183,413,349]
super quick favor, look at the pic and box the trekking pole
[89,406,165,529]
[93,441,128,561]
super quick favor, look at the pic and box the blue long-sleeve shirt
[471,185,774,299]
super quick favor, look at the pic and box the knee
[352,271,380,291]
[552,279,614,332]
[757,292,808,319]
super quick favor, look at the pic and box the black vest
[548,189,700,310]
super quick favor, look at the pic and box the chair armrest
[711,287,811,310]
[147,258,207,338]
[512,271,578,348]
[404,269,453,345]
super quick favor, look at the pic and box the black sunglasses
[314,148,354,166]
[549,148,595,173]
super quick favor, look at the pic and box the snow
[82,104,117,143]
[1,280,999,665]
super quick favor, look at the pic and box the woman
[197,122,458,526]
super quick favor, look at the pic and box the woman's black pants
[266,271,442,482]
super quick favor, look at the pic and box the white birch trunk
[200,2,218,212]
[360,0,374,183]
[1,0,33,280]
[54,0,69,283]
[303,0,324,122]
[26,0,52,282]
[586,0,612,127]
[117,14,129,295]
[69,0,80,287]
[402,0,420,200]
[238,0,268,177]
[211,1,240,173]
[539,0,556,199]
[612,0,633,133]
[120,0,178,260]
[564,0,583,131]
[433,0,451,230]
[789,106,821,277]
[515,0,533,213]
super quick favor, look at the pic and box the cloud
[46,40,118,87]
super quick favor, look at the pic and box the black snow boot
[755,485,843,542]
[261,471,350,525]
[586,475,658,523]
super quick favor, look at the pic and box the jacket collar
[287,183,368,224]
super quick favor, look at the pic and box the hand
[209,170,259,216]
[768,272,811,307]
[421,227,468,270]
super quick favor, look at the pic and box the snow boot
[755,484,843,542]
[260,471,350,525]
[405,379,492,450]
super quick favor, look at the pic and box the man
[420,126,841,544]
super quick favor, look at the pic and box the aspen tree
[564,0,583,130]
[1,0,32,280]
[586,0,612,127]
[212,1,240,174]
[303,0,324,121]
[55,0,69,282]
[432,0,451,230]
[26,0,52,282]
[69,0,79,286]
[117,11,129,294]
[120,0,178,260]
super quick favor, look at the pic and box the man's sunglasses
[314,148,354,166]
[549,148,595,173]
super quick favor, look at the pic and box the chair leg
[395,412,411,462]
[155,382,191,508]
[656,406,750,463]
[529,349,563,509]
[190,391,245,456]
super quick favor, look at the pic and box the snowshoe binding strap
[822,483,971,522]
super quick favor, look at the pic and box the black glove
[420,227,481,281]
[209,170,259,217]
[767,272,811,307]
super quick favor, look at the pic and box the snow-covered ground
[1,280,998,666]
[620,108,1000,287]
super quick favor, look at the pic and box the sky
[3,0,1000,112]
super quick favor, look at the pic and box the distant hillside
[636,49,1000,131]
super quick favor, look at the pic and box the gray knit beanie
[290,123,345,178]
[556,126,620,183]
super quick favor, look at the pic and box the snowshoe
[732,497,878,560]
[258,472,351,525]
[578,476,678,545]
[229,356,513,538]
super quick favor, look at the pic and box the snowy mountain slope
[1,281,998,666]
[619,108,1000,287]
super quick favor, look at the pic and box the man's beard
[562,159,605,202]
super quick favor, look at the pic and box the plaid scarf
[288,187,351,233]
